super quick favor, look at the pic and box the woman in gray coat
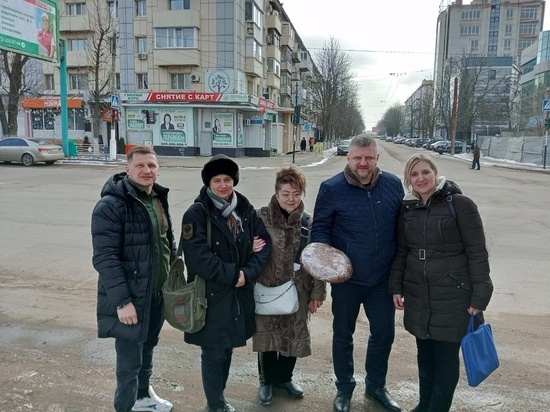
[389,154,493,412]
[253,165,326,406]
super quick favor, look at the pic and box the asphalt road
[0,142,549,411]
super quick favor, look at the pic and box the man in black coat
[92,145,176,412]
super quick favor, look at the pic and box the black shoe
[207,405,234,412]
[365,387,401,411]
[333,391,352,412]
[275,381,304,399]
[258,384,273,405]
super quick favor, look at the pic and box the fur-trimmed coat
[252,195,326,357]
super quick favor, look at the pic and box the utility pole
[109,35,117,161]
[450,77,458,155]
[292,79,300,164]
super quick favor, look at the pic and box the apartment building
[24,0,317,157]
[431,0,545,139]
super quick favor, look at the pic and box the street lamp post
[292,80,300,164]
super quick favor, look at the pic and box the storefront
[119,92,278,157]
[22,97,86,141]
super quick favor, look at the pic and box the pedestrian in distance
[309,136,315,152]
[300,137,307,153]
[389,153,493,412]
[253,165,326,407]
[472,143,481,170]
[179,154,271,412]
[91,145,175,412]
[311,134,404,412]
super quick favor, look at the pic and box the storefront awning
[22,97,83,109]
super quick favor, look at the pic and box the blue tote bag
[461,313,500,387]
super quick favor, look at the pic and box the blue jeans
[114,294,165,412]
[331,280,396,394]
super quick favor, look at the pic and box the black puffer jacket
[181,187,271,348]
[92,172,176,344]
[389,178,493,343]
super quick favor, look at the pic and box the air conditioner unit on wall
[191,73,200,82]
[138,53,147,60]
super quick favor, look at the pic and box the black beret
[201,154,240,187]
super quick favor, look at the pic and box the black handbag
[162,217,211,333]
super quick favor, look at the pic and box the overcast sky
[282,0,550,130]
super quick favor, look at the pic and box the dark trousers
[472,157,480,169]
[415,338,461,412]
[201,346,233,409]
[258,351,297,384]
[331,280,396,394]
[114,294,165,412]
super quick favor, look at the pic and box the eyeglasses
[279,192,302,200]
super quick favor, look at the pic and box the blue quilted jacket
[311,168,404,286]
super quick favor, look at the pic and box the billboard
[0,0,59,62]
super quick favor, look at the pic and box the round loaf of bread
[300,242,352,283]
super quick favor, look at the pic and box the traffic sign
[111,95,119,108]
[542,99,550,111]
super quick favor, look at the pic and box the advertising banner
[212,113,234,147]
[237,113,244,147]
[126,107,192,147]
[0,0,59,62]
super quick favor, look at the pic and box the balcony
[60,15,88,32]
[154,48,200,67]
[265,11,282,34]
[280,60,294,73]
[246,22,262,42]
[66,50,89,68]
[245,57,263,78]
[267,73,280,90]
[266,45,281,61]
[299,58,312,73]
[291,52,301,63]
[280,84,291,96]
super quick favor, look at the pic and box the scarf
[206,187,243,239]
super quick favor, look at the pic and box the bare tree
[0,51,34,136]
[378,103,406,137]
[80,0,117,146]
[310,37,363,143]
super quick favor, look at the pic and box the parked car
[430,140,448,152]
[436,140,463,154]
[336,139,352,155]
[424,138,443,150]
[412,138,430,148]
[385,136,394,143]
[0,137,64,166]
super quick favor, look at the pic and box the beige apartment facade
[26,0,317,157]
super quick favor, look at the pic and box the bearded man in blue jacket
[311,135,404,412]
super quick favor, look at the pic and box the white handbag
[254,278,299,315]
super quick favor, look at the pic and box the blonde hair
[403,153,438,193]
[275,165,306,196]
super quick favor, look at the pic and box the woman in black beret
[179,154,272,412]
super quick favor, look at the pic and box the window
[68,109,85,130]
[461,10,480,20]
[520,8,538,20]
[489,31,498,37]
[170,0,190,10]
[245,1,262,28]
[267,58,280,76]
[70,74,88,90]
[136,0,146,17]
[471,39,479,49]
[137,73,148,89]
[460,25,480,36]
[67,3,86,15]
[108,0,118,18]
[519,24,537,36]
[136,37,148,53]
[505,25,513,35]
[31,109,55,130]
[155,28,198,48]
[489,70,496,80]
[488,45,497,52]
[518,39,534,49]
[44,74,54,90]
[504,39,511,48]
[170,73,190,90]
[245,38,262,60]
[116,73,120,90]
[68,39,87,51]
[506,9,514,19]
